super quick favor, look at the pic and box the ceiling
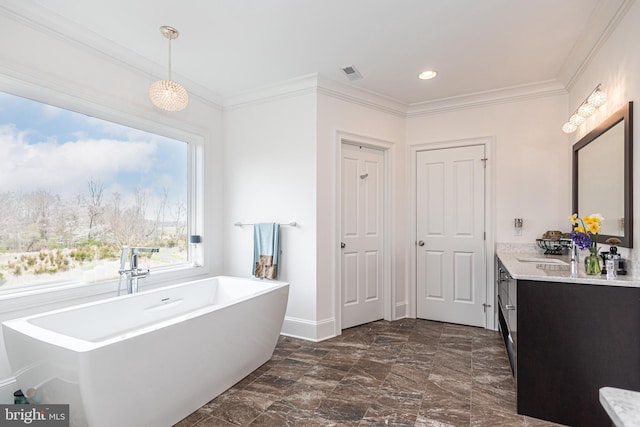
[22,0,608,106]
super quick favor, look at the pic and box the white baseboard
[281,316,335,342]
[395,301,408,319]
[0,377,17,404]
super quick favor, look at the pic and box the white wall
[0,11,224,402]
[406,95,571,244]
[565,0,640,252]
[222,79,406,340]
[222,89,319,339]
[316,89,406,335]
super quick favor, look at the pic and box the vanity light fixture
[418,70,438,80]
[562,84,608,133]
[149,26,189,112]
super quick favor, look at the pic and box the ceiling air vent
[341,65,363,81]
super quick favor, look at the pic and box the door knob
[418,240,425,246]
[341,242,346,248]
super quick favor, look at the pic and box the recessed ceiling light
[418,70,438,80]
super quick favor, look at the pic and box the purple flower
[570,229,594,250]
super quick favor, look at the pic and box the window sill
[0,263,211,318]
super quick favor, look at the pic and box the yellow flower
[588,223,601,233]
[569,212,604,236]
[583,213,604,227]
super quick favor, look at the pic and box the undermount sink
[517,257,569,266]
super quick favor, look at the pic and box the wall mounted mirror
[572,102,633,247]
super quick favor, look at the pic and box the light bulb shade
[149,79,189,111]
[577,103,596,117]
[562,122,577,133]
[587,89,607,107]
[569,113,585,126]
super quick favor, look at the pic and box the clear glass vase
[585,252,601,275]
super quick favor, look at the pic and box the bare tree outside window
[86,177,104,240]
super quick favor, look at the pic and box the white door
[416,145,486,327]
[341,144,384,329]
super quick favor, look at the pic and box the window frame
[0,78,208,305]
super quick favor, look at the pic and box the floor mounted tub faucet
[118,246,160,295]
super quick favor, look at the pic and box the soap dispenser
[609,245,627,275]
[600,251,609,275]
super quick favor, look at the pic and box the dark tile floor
[174,319,563,426]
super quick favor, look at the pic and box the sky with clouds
[0,91,187,208]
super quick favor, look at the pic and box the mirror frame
[572,101,634,247]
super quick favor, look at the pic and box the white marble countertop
[496,251,640,288]
[600,387,640,427]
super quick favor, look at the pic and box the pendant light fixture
[149,26,189,112]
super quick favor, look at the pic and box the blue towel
[253,223,280,279]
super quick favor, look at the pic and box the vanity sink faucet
[570,241,578,263]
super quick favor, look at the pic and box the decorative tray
[536,238,572,255]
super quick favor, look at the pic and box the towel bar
[234,222,297,227]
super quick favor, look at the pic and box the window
[0,91,196,292]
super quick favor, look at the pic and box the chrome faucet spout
[570,241,578,263]
[117,246,160,295]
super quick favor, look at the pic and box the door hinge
[481,158,488,168]
[483,231,486,240]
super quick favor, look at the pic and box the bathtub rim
[2,275,288,353]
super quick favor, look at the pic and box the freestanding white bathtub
[2,276,289,427]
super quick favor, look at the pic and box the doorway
[340,143,385,329]
[415,143,487,327]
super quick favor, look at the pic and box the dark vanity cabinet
[496,256,640,427]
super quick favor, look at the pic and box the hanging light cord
[167,34,173,81]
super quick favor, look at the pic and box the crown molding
[222,74,320,111]
[406,80,567,118]
[0,0,224,110]
[223,73,409,117]
[557,0,636,90]
[316,77,408,118]
[224,74,568,118]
